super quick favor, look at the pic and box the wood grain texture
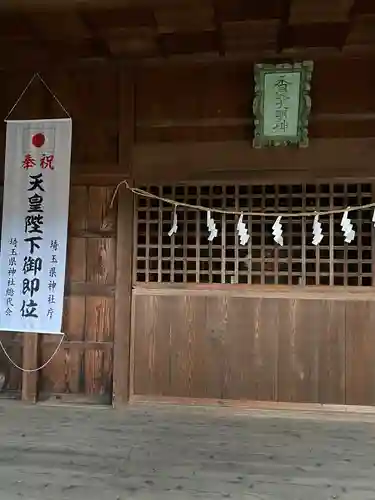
[346,301,375,405]
[132,294,155,396]
[39,183,117,401]
[113,188,134,405]
[67,237,87,282]
[318,300,345,404]
[0,55,374,408]
[86,238,116,285]
[0,331,22,396]
[0,59,374,186]
[62,296,86,342]
[135,59,375,142]
[85,297,114,342]
[84,348,113,398]
[68,187,88,233]
[226,297,278,401]
[134,283,375,300]
[133,138,375,184]
[133,295,278,401]
[88,187,116,233]
[39,342,70,395]
[278,299,320,403]
[21,334,40,402]
[132,292,355,405]
[112,67,135,406]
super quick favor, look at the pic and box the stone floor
[0,401,375,499]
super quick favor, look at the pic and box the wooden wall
[0,185,119,403]
[38,186,116,403]
[0,68,134,403]
[135,59,375,142]
[132,288,375,406]
[0,55,374,405]
[1,57,375,183]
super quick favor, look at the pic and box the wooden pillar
[113,188,134,406]
[21,334,39,402]
[112,67,135,406]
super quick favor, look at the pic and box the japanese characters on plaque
[253,62,313,148]
[263,71,301,138]
[0,119,72,334]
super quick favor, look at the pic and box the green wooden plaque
[253,61,313,148]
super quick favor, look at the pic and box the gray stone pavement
[0,401,375,499]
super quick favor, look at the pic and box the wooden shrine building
[0,0,375,409]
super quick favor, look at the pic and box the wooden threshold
[130,395,375,416]
[133,283,375,301]
[37,393,111,406]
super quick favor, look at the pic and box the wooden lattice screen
[135,183,374,286]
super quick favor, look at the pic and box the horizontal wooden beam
[41,340,113,349]
[0,163,130,186]
[66,283,115,296]
[136,113,375,141]
[69,230,116,238]
[1,138,373,186]
[70,173,129,186]
[0,0,157,10]
[129,394,375,414]
[132,138,375,184]
[135,47,375,66]
[0,45,375,71]
[137,113,375,129]
[133,283,375,302]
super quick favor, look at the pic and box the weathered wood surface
[1,402,375,499]
[133,292,373,406]
[113,187,134,406]
[1,2,375,67]
[0,58,374,405]
[0,60,375,184]
[0,332,22,398]
[112,68,135,407]
[136,60,375,141]
[132,138,375,184]
[38,186,117,403]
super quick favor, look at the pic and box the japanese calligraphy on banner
[0,119,72,335]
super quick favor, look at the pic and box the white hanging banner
[0,119,72,335]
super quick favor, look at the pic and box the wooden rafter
[277,0,292,53]
[0,0,375,66]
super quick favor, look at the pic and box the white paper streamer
[341,210,355,243]
[207,210,218,242]
[237,213,250,246]
[372,209,375,228]
[272,216,283,246]
[168,207,178,237]
[312,215,324,246]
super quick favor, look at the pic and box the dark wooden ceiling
[0,0,375,67]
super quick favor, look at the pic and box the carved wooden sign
[253,61,313,148]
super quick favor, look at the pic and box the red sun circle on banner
[32,133,45,148]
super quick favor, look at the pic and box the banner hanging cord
[4,73,71,122]
[0,334,65,373]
